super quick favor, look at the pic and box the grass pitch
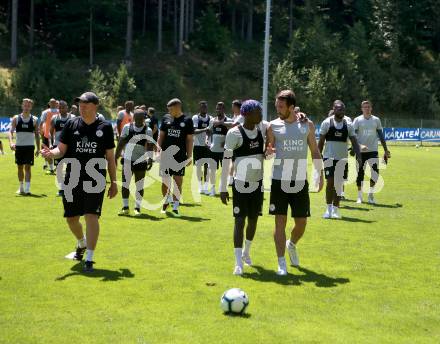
[0,145,439,343]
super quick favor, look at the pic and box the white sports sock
[122,198,129,208]
[203,182,208,191]
[358,190,363,198]
[327,204,333,212]
[278,256,286,265]
[86,249,94,262]
[243,240,252,256]
[369,186,375,196]
[49,163,54,170]
[235,248,243,267]
[78,236,86,248]
[135,198,142,209]
[24,182,30,193]
[173,201,179,211]
[19,182,24,191]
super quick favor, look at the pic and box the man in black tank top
[41,92,117,273]
[318,100,361,219]
[115,109,154,216]
[157,98,194,217]
[8,98,40,195]
[219,100,265,276]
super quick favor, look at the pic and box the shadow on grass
[242,265,350,288]
[338,216,376,223]
[179,203,202,208]
[127,213,163,221]
[223,312,252,318]
[340,205,370,211]
[55,262,135,282]
[368,203,403,209]
[16,193,47,198]
[166,212,210,222]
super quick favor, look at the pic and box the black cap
[74,92,99,105]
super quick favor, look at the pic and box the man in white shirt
[352,100,391,204]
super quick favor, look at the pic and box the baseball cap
[75,92,99,105]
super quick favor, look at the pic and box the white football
[220,288,249,314]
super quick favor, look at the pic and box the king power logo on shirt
[76,137,98,153]
[249,141,260,149]
[167,129,181,138]
[283,139,305,152]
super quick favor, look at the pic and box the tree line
[1,0,439,120]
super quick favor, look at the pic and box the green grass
[0,146,439,343]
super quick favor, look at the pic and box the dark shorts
[356,151,379,186]
[15,146,34,165]
[323,158,348,180]
[232,180,263,218]
[269,179,310,218]
[193,146,211,164]
[62,184,105,218]
[210,151,224,168]
[159,164,185,177]
[121,158,149,172]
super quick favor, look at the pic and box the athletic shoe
[118,207,129,216]
[73,246,86,261]
[161,203,169,214]
[134,208,141,216]
[56,190,64,197]
[286,240,299,267]
[233,265,243,275]
[331,207,341,219]
[277,259,287,276]
[356,197,363,204]
[170,209,181,217]
[83,260,95,273]
[241,254,252,266]
[43,165,47,170]
[368,194,376,204]
[323,208,332,219]
[209,187,216,197]
[16,188,25,195]
[45,169,55,175]
[24,191,31,196]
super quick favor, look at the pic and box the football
[220,288,249,314]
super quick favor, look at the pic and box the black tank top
[325,118,348,142]
[233,125,264,158]
[54,116,70,133]
[16,115,34,133]
[125,124,147,146]
[197,115,210,129]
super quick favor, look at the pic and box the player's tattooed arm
[377,129,390,157]
[349,135,362,165]
[265,125,276,158]
[307,121,324,192]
